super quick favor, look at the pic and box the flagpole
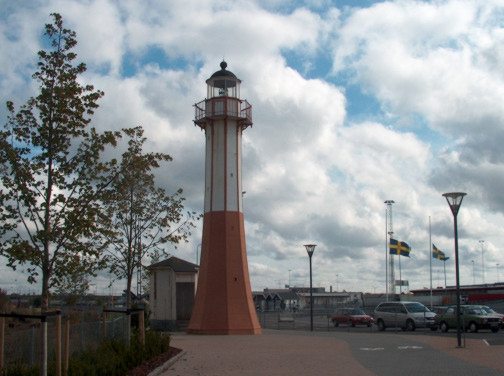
[399,252,402,294]
[385,208,388,302]
[444,259,447,288]
[429,216,432,309]
[385,200,395,297]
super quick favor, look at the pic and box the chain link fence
[257,303,376,332]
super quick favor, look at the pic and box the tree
[100,126,199,308]
[54,269,90,306]
[0,14,120,311]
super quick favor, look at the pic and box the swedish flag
[389,238,411,257]
[432,244,448,261]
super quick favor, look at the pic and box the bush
[1,363,38,376]
[67,330,170,376]
[1,331,171,376]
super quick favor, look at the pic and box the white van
[374,301,437,331]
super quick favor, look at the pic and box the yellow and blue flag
[432,244,448,261]
[389,238,411,257]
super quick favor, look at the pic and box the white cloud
[2,0,504,297]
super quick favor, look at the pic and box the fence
[258,304,376,332]
[0,308,144,376]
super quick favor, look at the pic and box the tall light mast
[385,200,395,296]
[187,62,261,334]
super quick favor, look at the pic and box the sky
[2,0,504,296]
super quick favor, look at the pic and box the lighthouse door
[176,282,195,320]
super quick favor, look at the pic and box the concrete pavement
[157,329,504,375]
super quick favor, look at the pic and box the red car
[331,308,374,327]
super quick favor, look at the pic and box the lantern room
[194,61,252,129]
[206,61,241,98]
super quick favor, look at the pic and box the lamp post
[443,192,466,348]
[304,244,316,332]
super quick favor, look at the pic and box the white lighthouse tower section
[204,119,242,213]
[204,131,212,213]
[225,122,240,212]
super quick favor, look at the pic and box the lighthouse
[187,62,261,335]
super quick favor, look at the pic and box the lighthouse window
[213,100,224,115]
[210,79,238,98]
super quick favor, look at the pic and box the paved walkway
[158,330,504,376]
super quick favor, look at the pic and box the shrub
[1,331,171,376]
[67,330,170,376]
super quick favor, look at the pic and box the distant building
[148,256,199,331]
[410,283,504,308]
[253,287,362,311]
[253,289,300,311]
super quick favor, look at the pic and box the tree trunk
[126,273,132,309]
[41,266,50,312]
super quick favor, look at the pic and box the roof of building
[252,289,300,301]
[148,256,199,273]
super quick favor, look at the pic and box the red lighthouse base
[187,211,261,335]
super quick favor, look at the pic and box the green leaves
[0,13,119,310]
[100,126,200,307]
[1,13,200,312]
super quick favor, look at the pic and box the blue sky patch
[121,46,192,77]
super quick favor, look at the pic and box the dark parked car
[436,305,501,333]
[480,305,504,329]
[331,308,374,327]
[431,306,448,315]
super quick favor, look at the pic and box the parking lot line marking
[397,346,423,350]
[359,347,385,351]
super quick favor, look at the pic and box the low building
[148,256,199,331]
[410,283,504,311]
[253,287,362,312]
[253,289,300,311]
[297,291,358,310]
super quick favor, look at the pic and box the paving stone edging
[148,351,186,376]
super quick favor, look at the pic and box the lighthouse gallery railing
[194,98,252,127]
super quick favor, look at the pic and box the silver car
[374,301,437,331]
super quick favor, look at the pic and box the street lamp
[471,260,475,285]
[304,244,316,332]
[443,192,466,348]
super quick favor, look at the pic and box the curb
[148,350,186,376]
